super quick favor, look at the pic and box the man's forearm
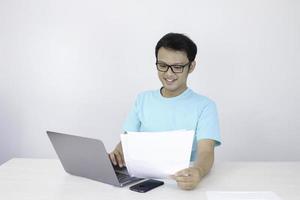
[193,140,215,178]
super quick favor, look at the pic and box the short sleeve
[122,96,141,132]
[196,101,221,146]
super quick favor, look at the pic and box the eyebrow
[156,60,188,65]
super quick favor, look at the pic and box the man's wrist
[194,166,205,178]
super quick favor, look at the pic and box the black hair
[155,33,197,62]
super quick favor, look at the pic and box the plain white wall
[1,0,299,165]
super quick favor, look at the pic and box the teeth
[166,79,174,82]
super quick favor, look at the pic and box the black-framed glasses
[156,61,191,73]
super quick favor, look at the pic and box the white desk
[0,158,299,200]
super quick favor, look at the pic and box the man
[109,33,221,190]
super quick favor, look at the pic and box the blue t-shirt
[122,88,221,161]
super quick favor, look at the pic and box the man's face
[157,47,195,97]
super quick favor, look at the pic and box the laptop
[47,131,142,187]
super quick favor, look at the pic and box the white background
[1,0,299,165]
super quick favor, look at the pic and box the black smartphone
[129,179,164,193]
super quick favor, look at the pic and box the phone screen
[129,179,164,193]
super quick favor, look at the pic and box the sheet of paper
[120,130,194,179]
[206,191,282,200]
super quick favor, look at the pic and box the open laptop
[47,131,142,187]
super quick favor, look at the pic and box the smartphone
[129,179,164,193]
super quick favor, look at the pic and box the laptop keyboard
[116,172,130,182]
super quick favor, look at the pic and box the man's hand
[171,167,203,190]
[109,142,125,168]
[171,139,215,190]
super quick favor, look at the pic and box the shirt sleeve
[196,101,221,146]
[122,95,141,132]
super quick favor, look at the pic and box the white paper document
[206,191,282,200]
[120,130,194,179]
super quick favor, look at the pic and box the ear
[188,61,196,74]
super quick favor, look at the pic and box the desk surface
[0,158,299,200]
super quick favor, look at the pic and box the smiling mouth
[165,78,176,84]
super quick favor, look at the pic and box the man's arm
[172,139,215,190]
[194,139,215,178]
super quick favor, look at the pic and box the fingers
[109,150,125,167]
[119,152,125,166]
[173,173,198,183]
[172,168,201,190]
[114,150,125,167]
[173,175,191,182]
[177,181,197,190]
[175,176,198,190]
[174,168,192,177]
[109,153,117,166]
